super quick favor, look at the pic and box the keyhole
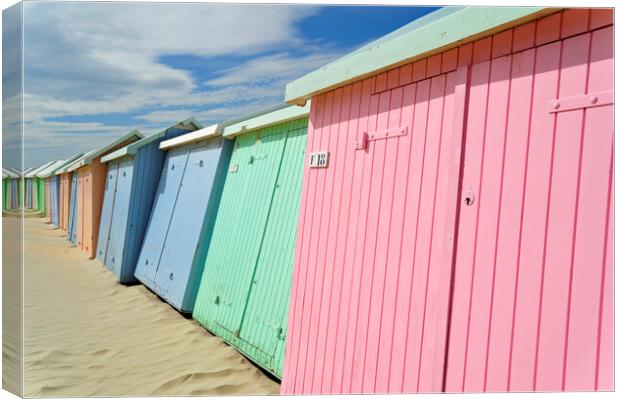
[464,191,475,206]
[199,160,204,167]
[169,273,174,281]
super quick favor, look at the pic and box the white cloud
[18,2,346,167]
[23,2,319,109]
[204,51,341,87]
[135,102,275,126]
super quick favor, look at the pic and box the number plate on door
[309,152,329,168]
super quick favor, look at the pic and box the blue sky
[6,2,438,168]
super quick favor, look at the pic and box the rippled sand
[11,216,279,396]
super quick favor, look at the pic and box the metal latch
[355,126,408,150]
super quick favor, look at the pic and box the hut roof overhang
[221,102,311,138]
[67,130,144,172]
[25,161,56,178]
[285,6,555,105]
[101,117,203,163]
[36,159,70,178]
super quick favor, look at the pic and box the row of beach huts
[2,7,613,393]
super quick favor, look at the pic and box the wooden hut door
[11,180,17,208]
[154,139,228,309]
[204,130,286,337]
[239,124,308,373]
[138,147,189,283]
[97,161,120,264]
[68,172,79,244]
[445,26,613,392]
[58,178,65,229]
[106,158,134,276]
[285,65,469,394]
[45,180,50,219]
[76,172,85,249]
[81,167,93,255]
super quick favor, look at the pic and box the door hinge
[548,90,613,113]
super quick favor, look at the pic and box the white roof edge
[3,168,19,178]
[222,102,311,138]
[25,161,55,178]
[35,160,67,178]
[159,124,223,150]
[67,130,143,172]
[102,118,203,162]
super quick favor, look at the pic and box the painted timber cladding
[30,179,37,209]
[37,178,45,213]
[49,176,60,226]
[59,173,72,231]
[37,178,45,212]
[96,126,194,283]
[134,136,232,312]
[193,118,308,377]
[2,179,6,210]
[10,179,18,209]
[282,8,613,394]
[71,134,142,259]
[25,179,32,208]
[445,21,614,393]
[67,172,78,244]
[45,178,51,221]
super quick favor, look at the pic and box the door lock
[464,191,475,206]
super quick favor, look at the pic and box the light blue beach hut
[134,123,233,312]
[96,119,202,283]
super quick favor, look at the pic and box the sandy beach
[6,216,279,397]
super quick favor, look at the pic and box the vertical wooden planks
[68,172,79,244]
[301,90,334,393]
[283,94,321,394]
[535,32,591,391]
[464,53,512,392]
[366,81,404,393]
[484,47,535,391]
[326,80,364,393]
[507,40,561,391]
[340,77,375,393]
[309,88,343,393]
[384,81,421,393]
[82,167,94,256]
[444,58,492,392]
[312,86,351,391]
[390,78,431,392]
[402,73,446,392]
[284,65,469,393]
[347,84,382,393]
[96,161,119,263]
[597,172,613,391]
[76,171,84,249]
[412,73,447,392]
[375,81,416,394]
[283,9,613,394]
[319,84,354,392]
[106,158,133,277]
[361,75,400,392]
[564,26,613,390]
